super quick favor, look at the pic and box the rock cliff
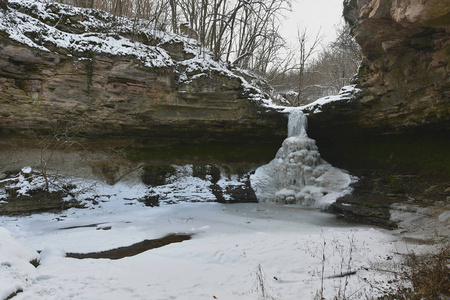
[0,0,286,166]
[304,0,450,228]
[306,0,450,175]
[0,0,289,209]
[346,0,449,130]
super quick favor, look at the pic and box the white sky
[283,0,345,49]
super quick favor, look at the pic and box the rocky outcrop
[0,36,285,145]
[0,0,289,211]
[0,0,287,168]
[351,0,449,131]
[303,1,450,227]
[0,0,7,10]
[344,0,449,131]
[305,0,450,175]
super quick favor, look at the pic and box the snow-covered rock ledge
[299,85,361,115]
[0,0,286,146]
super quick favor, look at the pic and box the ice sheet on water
[0,201,405,300]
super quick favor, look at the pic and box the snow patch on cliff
[299,85,361,113]
[0,0,274,105]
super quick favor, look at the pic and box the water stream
[251,109,353,208]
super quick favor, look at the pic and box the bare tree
[330,23,361,75]
[173,0,290,64]
[293,28,324,105]
[169,0,178,33]
[74,0,94,8]
[268,23,361,106]
[305,23,361,97]
[52,0,291,78]
[29,123,86,192]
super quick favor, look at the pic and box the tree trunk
[169,0,177,33]
[0,0,8,10]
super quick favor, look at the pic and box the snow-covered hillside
[0,0,274,104]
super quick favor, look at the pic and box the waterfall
[250,108,353,209]
[287,109,308,138]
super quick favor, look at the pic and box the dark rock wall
[307,0,450,176]
[317,0,450,227]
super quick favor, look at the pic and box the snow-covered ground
[1,190,410,300]
[298,85,361,114]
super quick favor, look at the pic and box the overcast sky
[283,0,345,48]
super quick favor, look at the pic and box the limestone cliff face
[0,0,286,165]
[306,0,450,176]
[0,36,283,143]
[315,1,450,227]
[343,0,449,131]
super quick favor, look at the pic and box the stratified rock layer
[308,0,450,228]
[307,0,450,176]
[0,34,285,145]
[0,1,286,168]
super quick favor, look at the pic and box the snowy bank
[299,85,361,114]
[0,227,40,300]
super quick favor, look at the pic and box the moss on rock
[141,164,176,186]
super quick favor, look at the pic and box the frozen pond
[1,199,404,300]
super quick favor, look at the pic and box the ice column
[250,108,353,208]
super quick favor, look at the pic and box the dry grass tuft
[380,244,449,300]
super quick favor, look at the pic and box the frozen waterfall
[250,109,353,209]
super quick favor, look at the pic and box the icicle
[287,109,308,138]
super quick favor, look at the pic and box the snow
[1,193,408,300]
[0,163,252,207]
[0,0,173,68]
[0,227,39,300]
[0,0,362,114]
[0,90,421,300]
[390,204,450,245]
[0,0,275,106]
[299,85,361,114]
[0,164,411,299]
[0,2,416,298]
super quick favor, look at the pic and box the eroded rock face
[306,0,450,176]
[390,0,450,27]
[0,1,287,168]
[309,1,450,227]
[343,0,449,130]
[0,36,285,144]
